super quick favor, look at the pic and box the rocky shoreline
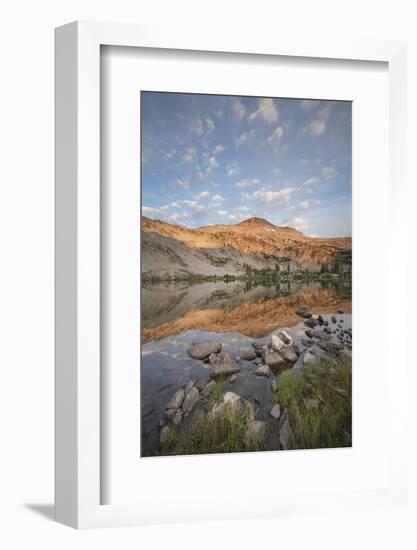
[156,308,352,453]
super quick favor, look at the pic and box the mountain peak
[238,217,273,226]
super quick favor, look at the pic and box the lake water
[141,279,352,456]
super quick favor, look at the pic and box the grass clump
[161,407,265,455]
[278,357,351,450]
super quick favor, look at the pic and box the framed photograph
[55,21,407,528]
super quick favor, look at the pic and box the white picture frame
[55,20,407,529]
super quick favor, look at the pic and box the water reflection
[142,279,352,343]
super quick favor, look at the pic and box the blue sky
[141,92,351,237]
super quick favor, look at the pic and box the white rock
[271,334,286,352]
[212,391,253,419]
[270,403,281,419]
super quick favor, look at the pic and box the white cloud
[170,201,182,208]
[183,147,198,164]
[207,156,219,169]
[188,117,204,137]
[236,205,249,213]
[206,117,215,131]
[230,97,246,120]
[216,209,228,218]
[249,98,279,124]
[298,200,310,210]
[142,206,167,217]
[303,176,320,186]
[236,128,256,148]
[267,126,286,155]
[235,178,260,189]
[213,144,225,154]
[289,216,308,231]
[210,194,226,206]
[321,165,337,179]
[303,104,331,137]
[226,161,240,177]
[193,191,210,201]
[183,200,207,214]
[175,178,190,189]
[163,148,176,161]
[189,168,205,184]
[242,186,296,206]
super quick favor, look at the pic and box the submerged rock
[209,352,240,377]
[254,364,271,377]
[271,378,279,392]
[188,341,222,360]
[229,374,238,383]
[239,348,257,361]
[211,391,253,419]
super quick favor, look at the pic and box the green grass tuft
[278,357,351,449]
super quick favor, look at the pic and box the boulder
[271,334,286,352]
[209,352,240,377]
[239,348,257,361]
[331,315,337,324]
[277,330,293,345]
[211,391,253,419]
[184,377,199,395]
[337,309,344,314]
[166,388,185,410]
[270,403,281,419]
[305,329,315,339]
[244,420,266,449]
[254,364,271,377]
[305,317,319,329]
[302,339,314,347]
[182,386,200,416]
[172,411,183,425]
[280,347,298,363]
[263,349,287,368]
[296,306,310,318]
[188,341,222,360]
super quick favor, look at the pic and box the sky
[141,92,351,237]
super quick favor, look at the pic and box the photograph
[140,91,352,457]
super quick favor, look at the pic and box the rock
[182,386,200,415]
[336,387,348,397]
[329,367,337,376]
[244,420,266,448]
[317,314,324,326]
[277,330,293,345]
[239,348,257,361]
[229,374,237,383]
[302,339,314,347]
[331,315,337,324]
[305,329,315,339]
[254,364,271,377]
[280,347,298,363]
[318,341,344,354]
[324,326,332,334]
[201,380,216,398]
[188,341,222,360]
[279,409,291,450]
[209,352,240,377]
[305,317,319,328]
[172,411,183,425]
[296,306,310,318]
[160,425,171,445]
[270,403,281,419]
[254,357,262,365]
[303,351,316,365]
[184,377,199,395]
[166,388,185,410]
[211,392,253,419]
[337,309,344,314]
[271,379,279,392]
[271,334,286,352]
[263,349,287,368]
[324,320,329,327]
[164,408,177,422]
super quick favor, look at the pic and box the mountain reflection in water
[142,280,352,343]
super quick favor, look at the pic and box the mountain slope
[142,216,351,266]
